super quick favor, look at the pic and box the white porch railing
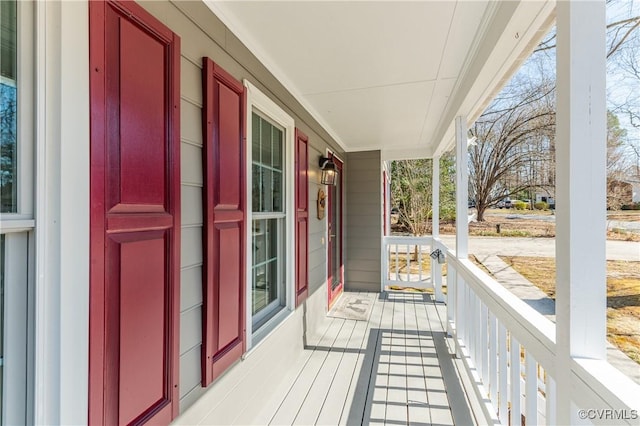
[382,235,640,426]
[382,236,445,302]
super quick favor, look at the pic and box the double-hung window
[245,81,295,347]
[251,112,285,327]
[0,0,34,423]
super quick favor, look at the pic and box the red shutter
[295,129,309,306]
[89,1,180,424]
[201,58,246,386]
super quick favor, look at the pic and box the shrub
[621,202,640,210]
[513,200,527,210]
[534,201,549,210]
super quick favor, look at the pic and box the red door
[327,156,344,307]
[89,1,180,424]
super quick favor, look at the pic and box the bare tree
[469,0,640,218]
[470,78,555,221]
[606,111,632,209]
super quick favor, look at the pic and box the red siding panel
[202,58,246,386]
[90,1,180,424]
[295,129,309,306]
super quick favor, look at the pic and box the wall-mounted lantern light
[319,155,337,186]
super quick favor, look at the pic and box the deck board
[269,318,346,425]
[292,319,357,425]
[316,294,377,426]
[241,291,475,426]
[338,293,386,426]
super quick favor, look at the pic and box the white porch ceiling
[206,1,555,159]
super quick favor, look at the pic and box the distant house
[535,191,555,207]
[608,179,634,208]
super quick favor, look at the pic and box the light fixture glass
[319,156,337,186]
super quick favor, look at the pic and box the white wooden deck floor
[244,291,476,426]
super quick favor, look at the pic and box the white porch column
[555,1,607,424]
[455,116,469,259]
[431,156,444,302]
[432,156,440,239]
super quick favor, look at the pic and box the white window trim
[244,80,295,350]
[2,233,32,425]
[0,0,35,222]
[0,1,35,424]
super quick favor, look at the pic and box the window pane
[260,118,272,168]
[272,127,282,170]
[253,219,266,265]
[0,0,17,213]
[251,218,283,320]
[252,263,266,315]
[273,170,282,212]
[261,168,272,212]
[252,164,261,211]
[252,112,260,163]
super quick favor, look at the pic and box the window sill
[243,308,295,360]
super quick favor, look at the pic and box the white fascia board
[204,0,348,153]
[430,0,555,156]
[381,146,433,162]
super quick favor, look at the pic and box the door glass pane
[331,174,341,291]
[0,0,18,212]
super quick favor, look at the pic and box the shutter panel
[89,1,180,423]
[202,58,246,386]
[295,129,309,306]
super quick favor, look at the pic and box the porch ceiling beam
[555,1,607,424]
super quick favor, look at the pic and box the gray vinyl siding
[345,151,382,292]
[138,0,342,414]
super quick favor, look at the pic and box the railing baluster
[489,312,498,406]
[499,323,508,424]
[525,351,537,426]
[475,294,482,370]
[460,280,467,345]
[545,374,555,426]
[447,266,456,335]
[418,244,423,283]
[405,244,411,281]
[510,335,522,426]
[480,302,489,387]
[466,282,473,355]
[394,244,399,281]
[469,291,476,365]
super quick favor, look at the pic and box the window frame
[0,0,34,222]
[244,80,295,350]
[0,1,35,423]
